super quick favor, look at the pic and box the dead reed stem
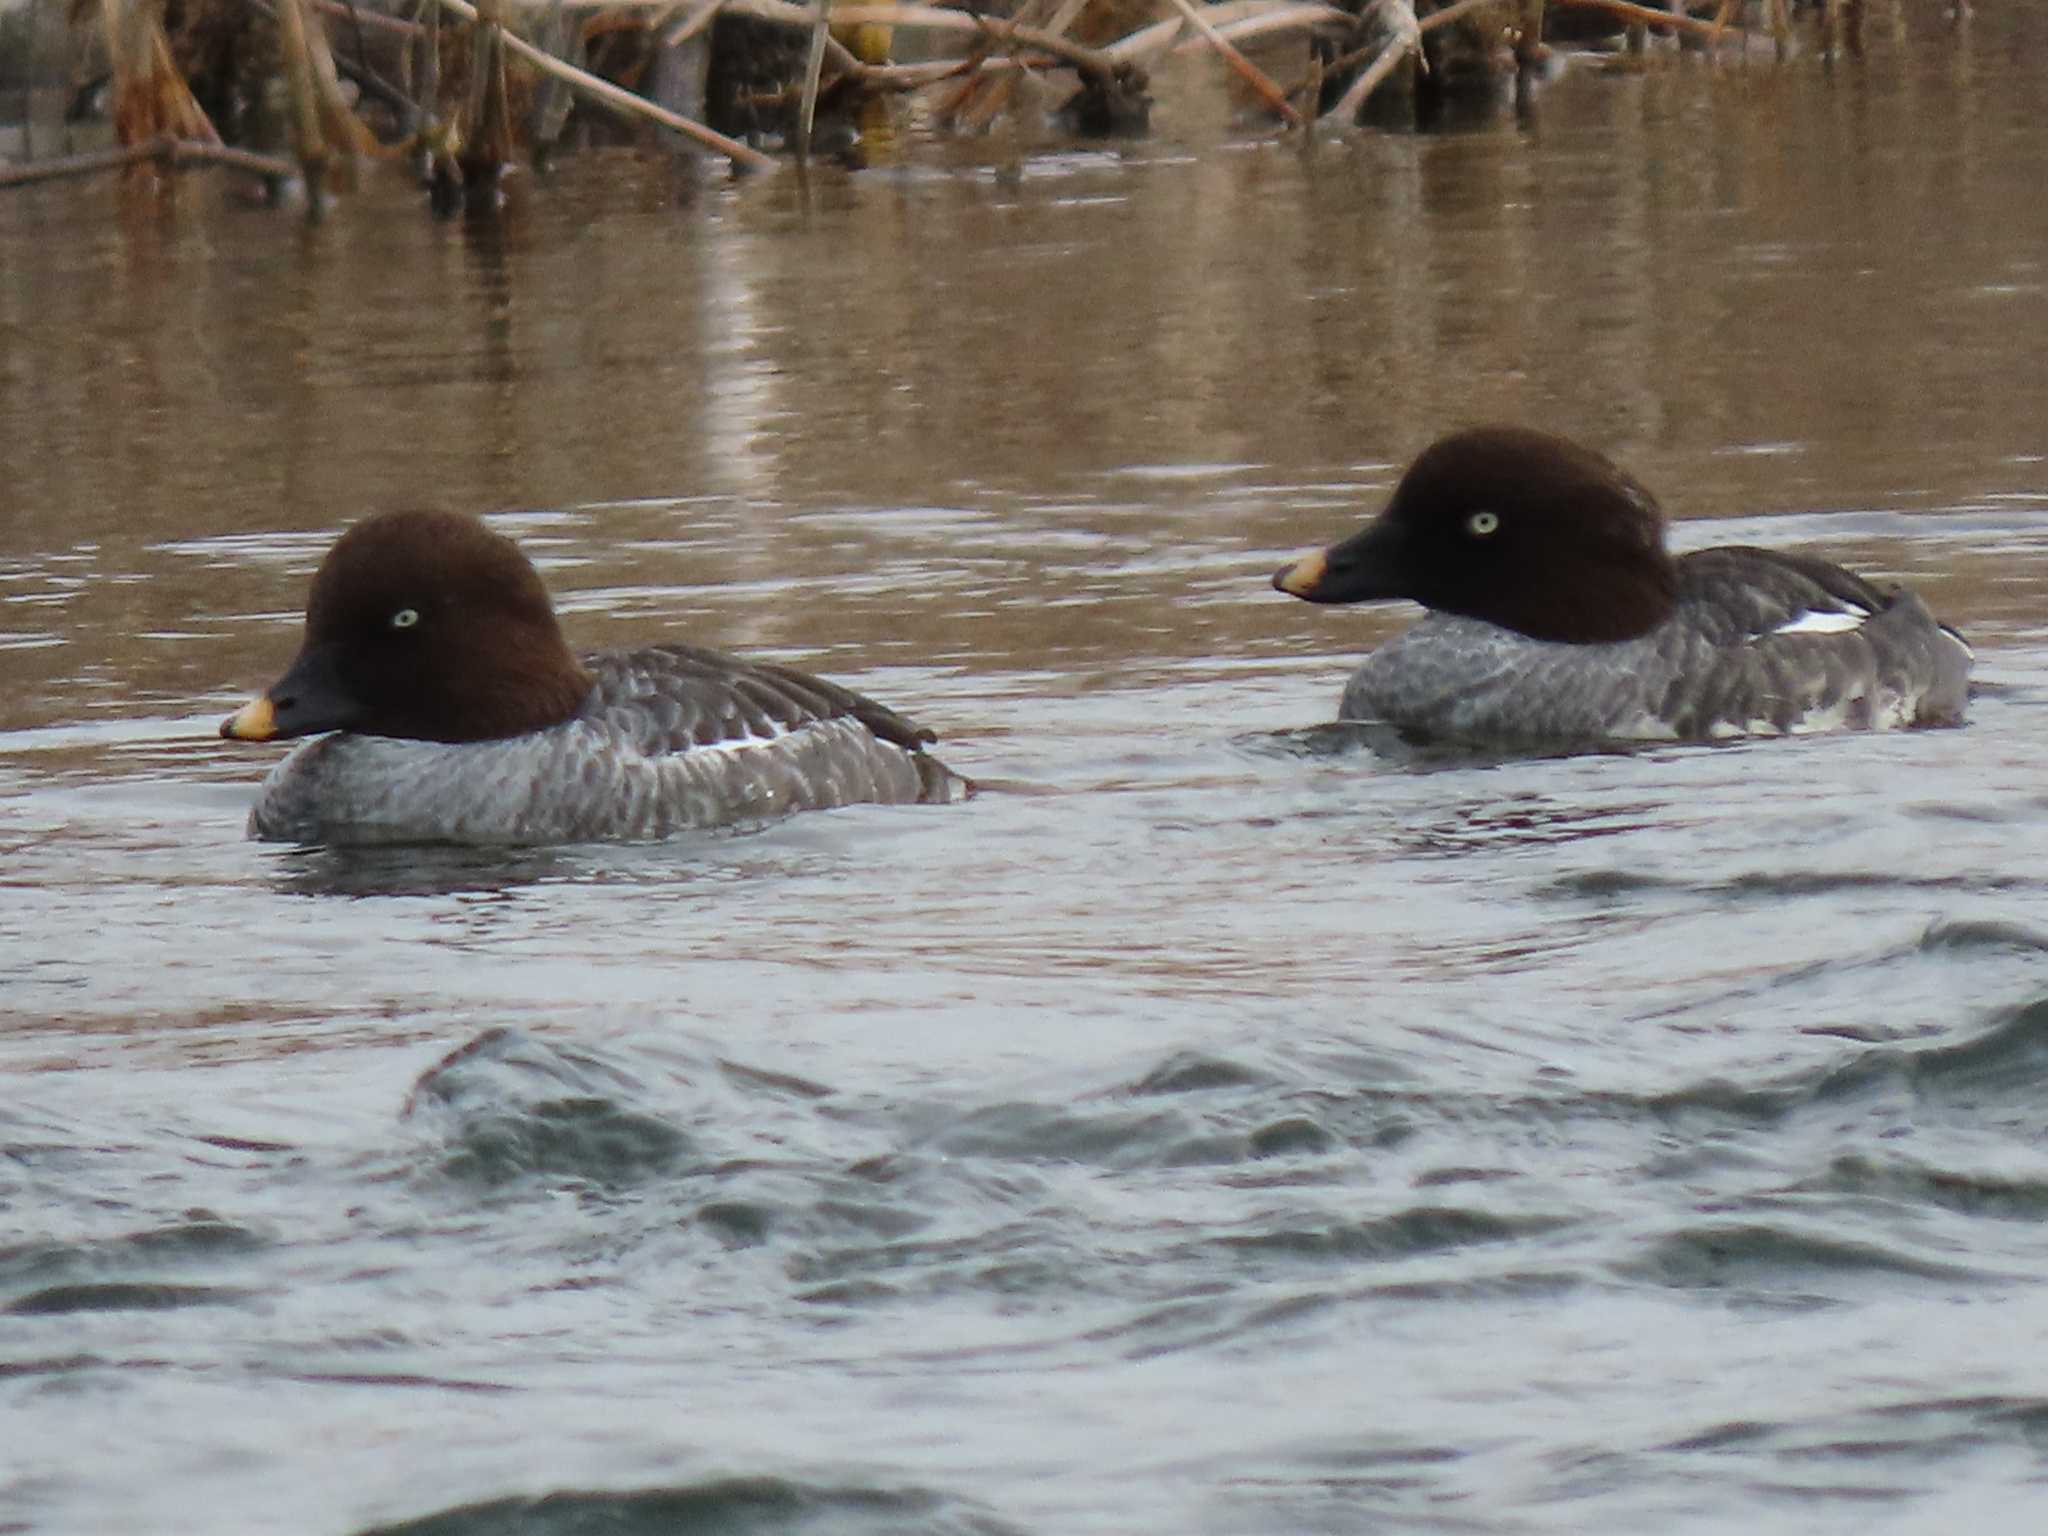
[1551,0,1734,42]
[1418,0,1510,32]
[312,0,424,36]
[1517,0,1544,70]
[797,0,832,159]
[1326,0,1416,124]
[96,0,220,146]
[0,135,294,189]
[661,0,727,47]
[275,0,333,202]
[820,4,1127,81]
[1156,0,1305,126]
[1768,0,1792,54]
[1105,2,1350,66]
[275,0,374,209]
[463,0,516,176]
[559,0,1348,94]
[431,0,779,168]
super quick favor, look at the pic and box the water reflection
[255,823,805,898]
[264,841,599,899]
[457,211,519,390]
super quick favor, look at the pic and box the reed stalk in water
[274,0,374,214]
[1324,0,1513,125]
[796,0,831,158]
[13,0,1978,202]
[1325,0,1418,124]
[275,0,333,207]
[95,0,218,146]
[432,0,777,167]
[457,0,516,191]
[1156,0,1304,125]
[661,0,727,45]
[1516,0,1544,70]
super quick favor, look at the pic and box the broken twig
[1325,0,1418,123]
[0,135,293,189]
[431,0,778,170]
[1156,0,1305,126]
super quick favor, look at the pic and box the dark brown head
[221,510,594,744]
[1272,427,1681,644]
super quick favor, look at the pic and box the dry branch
[312,0,424,36]
[1325,0,1416,123]
[463,0,517,177]
[797,0,831,157]
[430,0,778,168]
[557,0,1127,83]
[1516,0,1543,69]
[1549,0,1733,41]
[1156,0,1304,125]
[661,0,726,45]
[0,135,294,189]
[1103,0,1346,69]
[97,0,219,145]
[827,4,1127,80]
[1418,0,1508,36]
[551,0,1348,97]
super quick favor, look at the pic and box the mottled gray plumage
[248,643,960,846]
[1344,548,1972,745]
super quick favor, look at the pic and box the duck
[1271,426,1972,748]
[219,509,964,845]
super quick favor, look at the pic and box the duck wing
[585,642,940,756]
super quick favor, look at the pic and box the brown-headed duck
[220,509,963,844]
[1272,427,1971,747]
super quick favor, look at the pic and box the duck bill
[1272,521,1409,605]
[220,644,361,742]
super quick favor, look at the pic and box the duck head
[221,510,594,744]
[1273,426,1681,644]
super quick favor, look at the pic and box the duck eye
[390,608,421,630]
[1466,510,1501,537]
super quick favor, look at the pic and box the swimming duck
[1272,427,1971,747]
[220,509,962,845]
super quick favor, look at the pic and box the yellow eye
[391,608,420,630]
[1467,510,1500,537]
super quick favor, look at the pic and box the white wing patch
[1766,605,1869,638]
[684,720,801,757]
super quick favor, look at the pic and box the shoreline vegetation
[0,0,1970,212]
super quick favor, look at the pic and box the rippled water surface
[7,8,2048,1533]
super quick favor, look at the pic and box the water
[7,8,2048,1532]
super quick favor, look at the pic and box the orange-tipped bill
[221,694,280,742]
[1272,548,1329,599]
[217,643,361,742]
[1271,520,1409,606]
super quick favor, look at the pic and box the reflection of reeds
[1,0,1975,203]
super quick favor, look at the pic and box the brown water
[6,9,2048,1534]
